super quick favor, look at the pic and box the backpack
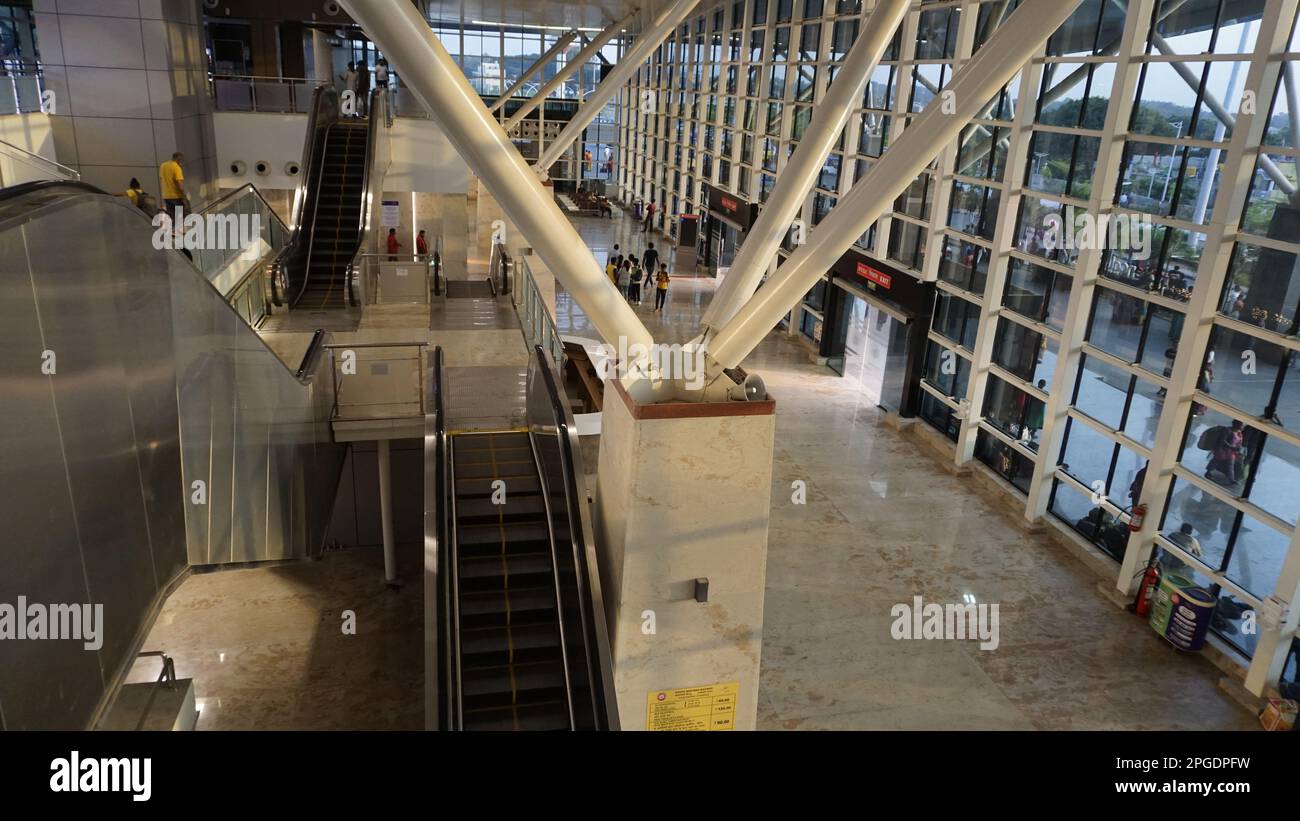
[136,191,157,215]
[1197,425,1226,451]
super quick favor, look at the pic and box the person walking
[1206,420,1246,486]
[642,242,659,277]
[643,200,656,233]
[387,227,402,261]
[375,59,390,89]
[654,263,670,311]
[159,152,189,225]
[416,229,429,257]
[612,258,625,294]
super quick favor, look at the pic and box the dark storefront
[816,251,935,418]
[701,186,758,277]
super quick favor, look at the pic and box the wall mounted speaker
[229,160,247,176]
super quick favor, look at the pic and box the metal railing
[524,344,618,730]
[0,138,80,187]
[0,71,47,116]
[323,340,429,422]
[511,256,565,368]
[210,75,319,113]
[209,74,431,119]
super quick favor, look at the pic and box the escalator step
[455,495,546,523]
[456,476,541,498]
[460,659,567,700]
[458,550,553,580]
[452,445,533,467]
[461,702,572,731]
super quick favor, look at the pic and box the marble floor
[134,210,1256,731]
[561,214,1257,731]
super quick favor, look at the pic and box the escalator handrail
[527,344,620,730]
[269,84,341,302]
[429,347,459,730]
[195,182,290,237]
[0,180,331,388]
[293,126,335,308]
[346,86,391,306]
[525,435,579,730]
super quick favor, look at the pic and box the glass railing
[0,71,46,115]
[511,255,566,368]
[210,75,318,113]
[190,185,290,327]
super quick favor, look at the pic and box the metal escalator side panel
[274,84,341,306]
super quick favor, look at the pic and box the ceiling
[421,0,651,31]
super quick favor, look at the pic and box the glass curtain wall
[618,0,1300,684]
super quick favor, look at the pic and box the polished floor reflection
[565,213,1255,730]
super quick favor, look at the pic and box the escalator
[270,86,390,311]
[431,347,619,731]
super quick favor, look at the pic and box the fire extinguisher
[1132,553,1161,617]
[1128,502,1147,532]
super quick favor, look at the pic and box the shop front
[701,186,758,279]
[818,252,935,417]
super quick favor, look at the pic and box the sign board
[856,261,893,290]
[395,267,409,277]
[646,682,739,731]
[381,200,400,228]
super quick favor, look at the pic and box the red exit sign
[856,261,892,289]
[720,196,738,213]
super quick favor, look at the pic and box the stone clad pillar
[594,380,775,730]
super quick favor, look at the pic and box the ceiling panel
[422,0,653,31]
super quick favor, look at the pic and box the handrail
[295,329,330,379]
[0,181,330,387]
[269,84,340,306]
[0,138,81,181]
[195,182,289,235]
[347,86,392,306]
[526,344,619,730]
[527,432,579,731]
[430,347,456,729]
[294,127,334,307]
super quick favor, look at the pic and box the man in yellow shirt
[159,152,188,221]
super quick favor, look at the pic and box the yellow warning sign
[646,682,740,731]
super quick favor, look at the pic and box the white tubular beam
[504,10,639,131]
[339,0,653,353]
[700,0,910,332]
[489,30,578,114]
[535,0,701,174]
[707,0,1086,371]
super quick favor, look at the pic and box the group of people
[604,241,670,311]
[339,59,392,115]
[116,151,191,258]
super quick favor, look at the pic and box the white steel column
[700,0,910,332]
[378,439,396,584]
[489,30,578,114]
[338,0,654,354]
[706,0,1086,372]
[504,11,639,131]
[535,0,702,175]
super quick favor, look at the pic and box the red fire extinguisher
[1128,502,1147,532]
[1133,553,1161,617]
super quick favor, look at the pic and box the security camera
[229,160,247,176]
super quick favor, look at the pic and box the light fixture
[470,20,606,32]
